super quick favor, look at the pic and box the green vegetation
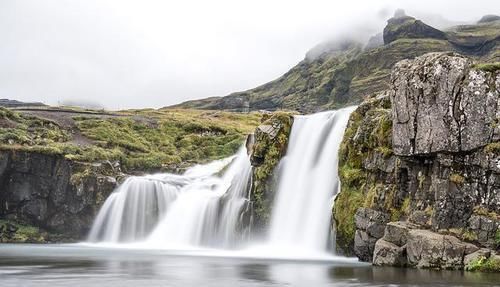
[472,206,500,220]
[0,107,262,172]
[0,220,46,243]
[250,112,294,226]
[0,108,70,145]
[450,173,465,185]
[484,141,500,154]
[334,95,399,252]
[466,256,500,272]
[474,62,500,73]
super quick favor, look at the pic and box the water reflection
[0,244,498,287]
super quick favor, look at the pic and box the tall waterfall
[87,108,354,256]
[87,147,252,248]
[268,108,354,252]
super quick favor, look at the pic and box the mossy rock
[334,93,400,253]
[0,220,47,243]
[250,112,294,228]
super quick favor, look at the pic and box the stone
[354,230,378,262]
[373,239,407,267]
[383,15,446,44]
[354,208,391,262]
[409,211,430,227]
[391,52,498,156]
[383,221,418,246]
[406,229,466,269]
[0,150,120,241]
[464,248,491,266]
[468,215,500,249]
[355,208,390,238]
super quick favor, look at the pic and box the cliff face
[335,52,499,270]
[0,150,120,242]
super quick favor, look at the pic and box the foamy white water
[268,107,355,253]
[88,147,252,248]
[87,108,354,259]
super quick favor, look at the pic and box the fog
[0,0,498,109]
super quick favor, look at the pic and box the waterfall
[268,107,354,252]
[87,108,354,257]
[87,147,252,247]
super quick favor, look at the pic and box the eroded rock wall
[0,150,121,242]
[335,52,500,270]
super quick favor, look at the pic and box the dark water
[0,244,499,287]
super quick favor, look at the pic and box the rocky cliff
[335,52,499,271]
[172,14,499,113]
[0,150,120,242]
[0,107,262,242]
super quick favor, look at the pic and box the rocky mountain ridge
[171,13,500,113]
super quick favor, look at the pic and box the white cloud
[0,0,498,109]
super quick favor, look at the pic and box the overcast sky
[0,0,498,109]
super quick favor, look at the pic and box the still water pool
[0,244,499,287]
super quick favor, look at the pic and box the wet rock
[373,239,407,267]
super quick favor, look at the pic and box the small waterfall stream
[87,108,354,256]
[87,147,252,248]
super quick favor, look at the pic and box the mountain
[170,12,500,113]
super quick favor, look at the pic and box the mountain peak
[383,12,447,44]
[478,14,500,24]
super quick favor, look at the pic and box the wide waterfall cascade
[87,147,252,247]
[268,107,355,253]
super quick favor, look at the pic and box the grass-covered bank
[0,107,262,172]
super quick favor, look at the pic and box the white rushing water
[87,147,252,248]
[268,107,355,253]
[87,108,354,258]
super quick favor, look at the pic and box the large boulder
[391,52,499,156]
[383,221,418,247]
[406,229,466,269]
[354,208,390,261]
[373,239,406,266]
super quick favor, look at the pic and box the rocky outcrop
[391,52,499,155]
[383,11,447,45]
[336,52,500,271]
[354,208,389,261]
[0,149,122,242]
[478,15,500,24]
[247,112,294,229]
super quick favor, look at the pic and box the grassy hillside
[0,107,261,172]
[172,17,500,113]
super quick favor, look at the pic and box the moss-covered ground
[0,107,262,172]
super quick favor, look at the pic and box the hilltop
[171,12,500,113]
